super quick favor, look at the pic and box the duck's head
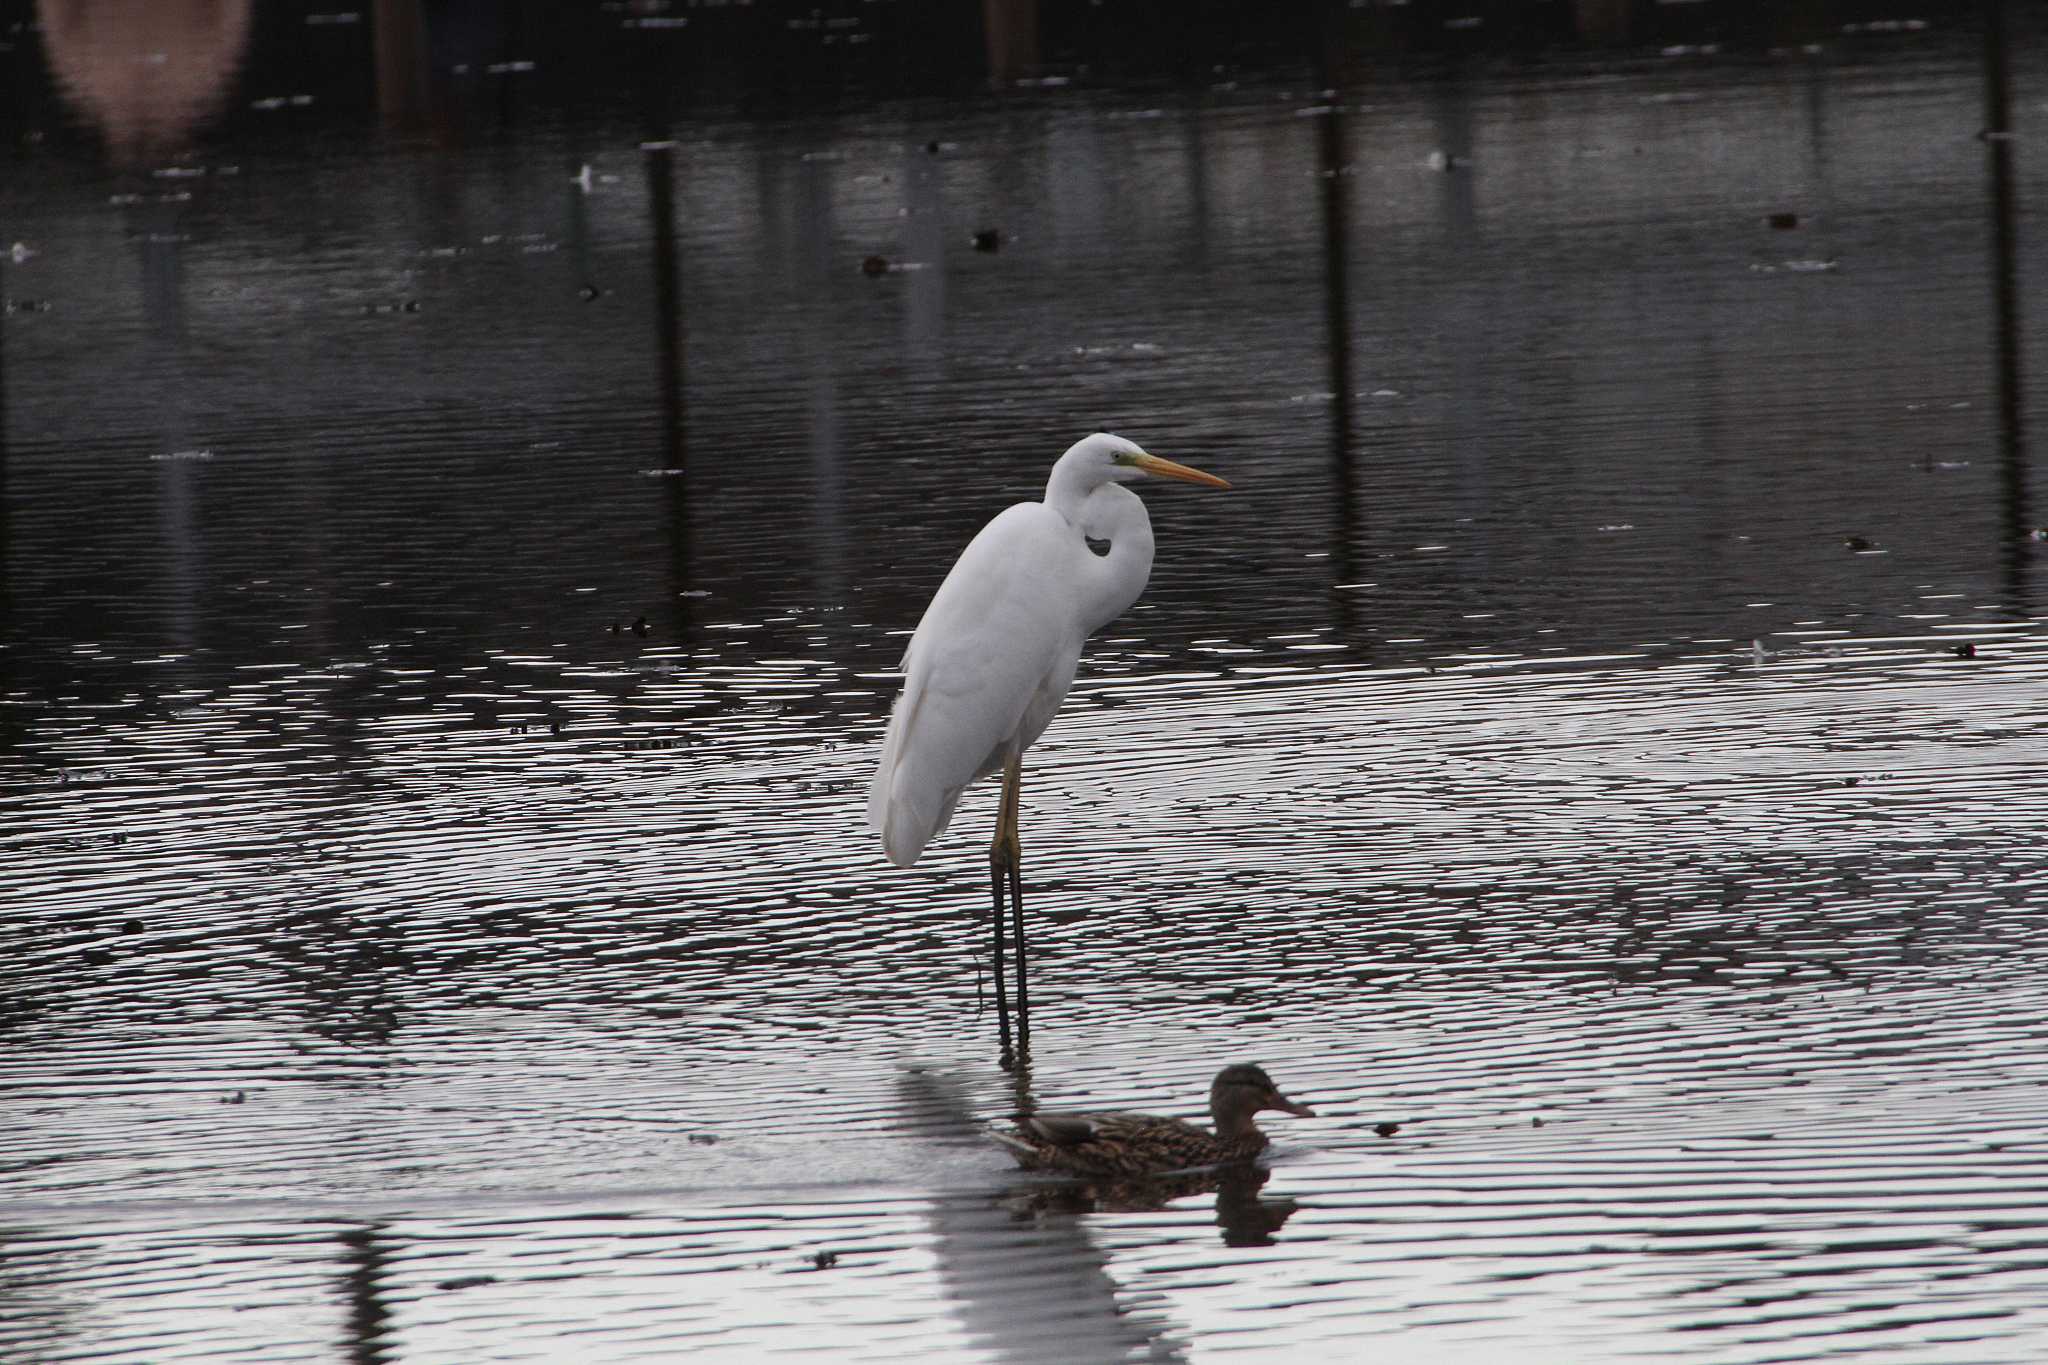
[1211,1064,1315,1122]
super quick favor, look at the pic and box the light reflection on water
[4,7,2048,1363]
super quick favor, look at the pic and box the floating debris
[1750,259,1839,274]
[435,1275,497,1292]
[9,241,35,263]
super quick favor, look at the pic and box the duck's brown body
[993,1064,1314,1177]
[996,1111,1271,1177]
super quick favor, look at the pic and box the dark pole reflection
[1572,0,1630,43]
[1,257,10,674]
[137,194,205,675]
[644,140,692,639]
[630,24,693,642]
[982,0,1040,90]
[647,144,687,481]
[371,0,432,133]
[1982,0,2031,613]
[338,1223,396,1365]
[1315,8,1358,635]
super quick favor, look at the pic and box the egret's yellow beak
[1131,451,1230,489]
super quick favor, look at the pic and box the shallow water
[4,5,2048,1362]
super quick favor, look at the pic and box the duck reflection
[1003,1163,1300,1249]
[37,0,253,165]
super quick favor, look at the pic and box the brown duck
[993,1064,1316,1177]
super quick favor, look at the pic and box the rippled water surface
[4,4,2048,1361]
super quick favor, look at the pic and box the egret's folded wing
[868,505,1078,866]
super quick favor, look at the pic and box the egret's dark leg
[989,821,1014,1070]
[1000,752,1030,1061]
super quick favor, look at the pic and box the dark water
[4,4,2047,1361]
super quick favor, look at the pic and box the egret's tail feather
[869,658,954,867]
[873,760,964,868]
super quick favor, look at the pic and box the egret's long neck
[1075,484,1155,637]
[1043,449,1100,523]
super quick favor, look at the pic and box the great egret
[867,432,1229,1066]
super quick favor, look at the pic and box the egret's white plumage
[867,433,1226,867]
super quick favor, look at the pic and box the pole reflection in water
[631,21,693,640]
[1314,40,1357,630]
[644,139,693,637]
[372,0,432,133]
[1572,0,1631,43]
[339,1223,396,1365]
[137,193,206,677]
[1982,0,2032,613]
[981,0,1040,90]
[1,255,10,688]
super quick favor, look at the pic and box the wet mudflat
[3,5,2047,1361]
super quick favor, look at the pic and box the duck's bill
[1132,451,1230,489]
[1270,1092,1317,1117]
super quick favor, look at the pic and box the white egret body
[867,432,1229,1062]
